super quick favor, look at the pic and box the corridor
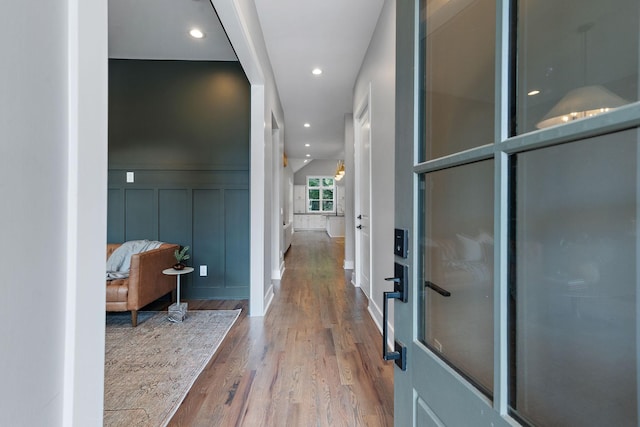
[169,231,394,426]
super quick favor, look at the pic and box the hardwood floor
[166,231,394,426]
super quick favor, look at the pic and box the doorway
[354,88,372,300]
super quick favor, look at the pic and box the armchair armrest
[127,243,180,310]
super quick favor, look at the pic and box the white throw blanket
[106,240,164,281]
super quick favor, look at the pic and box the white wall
[213,0,285,315]
[293,159,343,185]
[0,1,108,425]
[353,0,396,329]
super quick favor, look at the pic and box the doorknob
[357,225,362,229]
[382,263,408,371]
[357,215,362,219]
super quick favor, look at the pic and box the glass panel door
[393,0,640,425]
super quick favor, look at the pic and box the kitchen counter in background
[293,214,344,238]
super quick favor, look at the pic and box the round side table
[162,267,194,322]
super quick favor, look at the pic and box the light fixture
[536,86,627,128]
[304,123,311,128]
[306,154,311,157]
[527,90,540,96]
[312,68,323,76]
[189,28,205,39]
[304,143,310,147]
[334,161,345,181]
[537,23,628,129]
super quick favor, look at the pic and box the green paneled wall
[108,60,250,299]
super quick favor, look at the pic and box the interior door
[394,0,640,425]
[393,0,512,423]
[355,96,372,299]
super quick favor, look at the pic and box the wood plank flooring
[166,231,394,426]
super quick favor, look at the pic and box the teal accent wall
[108,60,250,299]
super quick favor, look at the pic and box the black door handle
[381,264,408,371]
[425,281,451,297]
[357,215,362,219]
[357,225,362,229]
[383,290,406,370]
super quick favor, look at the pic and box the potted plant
[173,246,190,270]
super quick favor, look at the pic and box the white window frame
[306,176,336,213]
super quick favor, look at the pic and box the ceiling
[109,0,236,61]
[254,0,384,160]
[109,0,385,162]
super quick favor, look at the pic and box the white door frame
[271,114,284,280]
[354,83,372,298]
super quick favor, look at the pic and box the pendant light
[536,23,628,129]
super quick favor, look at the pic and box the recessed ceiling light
[189,28,205,39]
[304,159,308,163]
[306,154,311,157]
[312,68,322,76]
[304,143,310,147]
[528,89,540,96]
[304,123,311,128]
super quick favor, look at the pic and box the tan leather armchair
[106,243,179,326]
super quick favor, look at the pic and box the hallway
[169,231,394,426]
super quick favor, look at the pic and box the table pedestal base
[168,302,188,322]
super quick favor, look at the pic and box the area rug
[104,309,241,427]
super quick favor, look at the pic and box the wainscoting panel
[107,189,125,244]
[192,189,225,296]
[224,189,250,288]
[107,170,249,300]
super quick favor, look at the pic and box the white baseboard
[263,284,275,315]
[279,260,286,278]
[367,300,383,334]
[343,260,354,270]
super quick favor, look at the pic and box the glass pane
[419,159,494,395]
[420,0,495,161]
[322,189,334,200]
[322,178,334,187]
[309,189,319,200]
[309,200,320,211]
[516,0,639,133]
[308,178,320,187]
[511,129,638,426]
[322,201,334,212]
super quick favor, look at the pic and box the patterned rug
[104,309,241,427]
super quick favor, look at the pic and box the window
[307,176,335,213]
